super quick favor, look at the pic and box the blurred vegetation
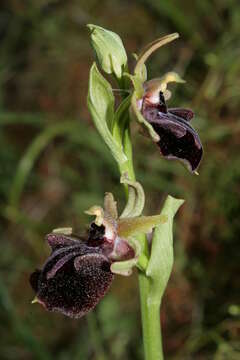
[0,0,240,359]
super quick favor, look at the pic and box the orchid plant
[30,25,203,360]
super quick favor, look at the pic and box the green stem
[138,273,163,360]
[113,77,164,360]
[119,126,164,360]
[136,232,163,360]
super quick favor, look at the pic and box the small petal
[168,108,194,121]
[109,236,135,261]
[87,222,135,261]
[142,72,185,106]
[46,233,81,251]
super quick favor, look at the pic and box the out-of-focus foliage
[0,0,239,359]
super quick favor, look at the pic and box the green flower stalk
[30,24,203,360]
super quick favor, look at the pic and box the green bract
[87,63,127,165]
[147,196,184,303]
[87,24,128,79]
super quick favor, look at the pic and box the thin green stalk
[112,69,164,359]
[138,273,163,360]
[118,120,164,360]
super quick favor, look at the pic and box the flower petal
[168,108,194,121]
[46,233,82,251]
[30,269,41,292]
[143,107,203,172]
[30,242,113,318]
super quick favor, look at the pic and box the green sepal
[118,214,167,238]
[134,33,179,77]
[132,53,147,83]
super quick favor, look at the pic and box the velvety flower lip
[141,91,203,173]
[30,189,167,318]
[30,233,113,318]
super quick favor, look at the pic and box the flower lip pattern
[30,219,136,318]
[30,189,169,318]
[141,91,203,173]
[30,232,114,318]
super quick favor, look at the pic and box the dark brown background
[0,1,239,359]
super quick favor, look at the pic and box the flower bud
[87,24,128,79]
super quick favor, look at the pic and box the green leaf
[146,195,184,304]
[88,63,127,165]
[87,24,128,79]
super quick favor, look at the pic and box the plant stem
[120,128,164,360]
[136,232,164,360]
[114,83,164,360]
[138,273,163,360]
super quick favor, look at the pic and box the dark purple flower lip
[168,108,194,122]
[30,222,136,318]
[30,232,114,318]
[141,91,203,173]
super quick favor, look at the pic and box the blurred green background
[0,0,240,359]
